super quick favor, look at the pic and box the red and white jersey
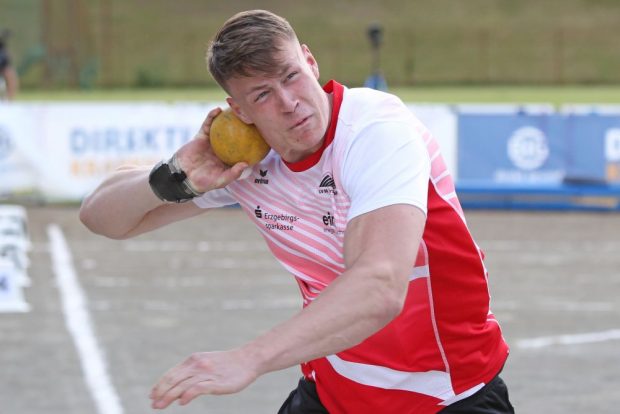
[194,80,509,413]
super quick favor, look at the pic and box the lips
[290,116,310,130]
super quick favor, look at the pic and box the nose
[278,88,298,113]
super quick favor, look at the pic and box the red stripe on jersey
[423,182,509,395]
[284,80,344,172]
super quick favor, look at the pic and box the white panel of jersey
[193,86,430,222]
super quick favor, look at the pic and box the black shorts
[278,375,514,414]
[278,378,328,414]
[439,375,515,413]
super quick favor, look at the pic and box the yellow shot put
[209,108,271,166]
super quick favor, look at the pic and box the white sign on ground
[0,258,30,312]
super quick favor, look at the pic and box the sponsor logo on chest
[254,169,269,185]
[318,173,338,196]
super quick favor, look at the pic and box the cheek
[252,113,275,133]
[255,123,283,147]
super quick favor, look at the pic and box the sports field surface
[1,206,619,413]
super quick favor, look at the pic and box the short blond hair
[207,10,298,89]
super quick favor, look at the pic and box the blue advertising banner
[565,113,620,183]
[458,113,566,185]
[457,109,620,210]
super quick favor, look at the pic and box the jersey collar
[283,80,344,172]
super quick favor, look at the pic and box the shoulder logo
[318,173,337,195]
[254,169,269,184]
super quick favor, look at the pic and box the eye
[285,71,298,81]
[254,90,269,102]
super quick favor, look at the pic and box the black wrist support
[148,155,204,203]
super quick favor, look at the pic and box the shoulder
[334,87,427,152]
[340,87,411,127]
[329,86,430,171]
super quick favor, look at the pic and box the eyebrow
[244,64,294,94]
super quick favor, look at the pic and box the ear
[226,97,253,124]
[301,44,320,80]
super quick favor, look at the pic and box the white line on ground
[517,329,620,349]
[47,224,124,414]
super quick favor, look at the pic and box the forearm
[79,166,163,238]
[243,266,406,376]
[243,205,424,377]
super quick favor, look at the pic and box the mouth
[290,116,310,130]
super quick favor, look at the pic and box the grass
[15,84,620,106]
[16,87,228,103]
[390,85,620,105]
[5,0,620,89]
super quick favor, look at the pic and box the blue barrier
[457,108,620,211]
[458,113,566,185]
[565,113,620,182]
[457,182,620,211]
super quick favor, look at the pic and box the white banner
[1,102,457,202]
[0,260,30,312]
[0,103,40,196]
[37,102,223,200]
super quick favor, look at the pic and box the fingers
[152,376,226,409]
[196,107,224,140]
[149,352,235,409]
[149,365,189,408]
[149,350,258,409]
[212,162,250,188]
[150,362,204,409]
[150,352,224,409]
[178,380,218,406]
[151,376,207,409]
[229,162,251,180]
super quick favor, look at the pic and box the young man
[80,10,513,414]
[0,30,18,100]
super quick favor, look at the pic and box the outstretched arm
[79,107,248,239]
[150,203,425,408]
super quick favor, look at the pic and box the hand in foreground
[175,107,249,193]
[150,349,259,409]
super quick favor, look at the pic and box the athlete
[0,30,18,100]
[80,10,514,413]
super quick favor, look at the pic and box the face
[225,40,331,163]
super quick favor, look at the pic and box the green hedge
[2,0,620,89]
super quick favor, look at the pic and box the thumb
[213,163,250,188]
[230,163,251,180]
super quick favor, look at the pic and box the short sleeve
[341,121,430,221]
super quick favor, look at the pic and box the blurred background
[2,0,620,91]
[1,2,620,414]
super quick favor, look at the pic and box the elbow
[78,197,97,233]
[366,267,408,325]
[377,289,406,323]
[79,197,128,240]
[78,201,104,237]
